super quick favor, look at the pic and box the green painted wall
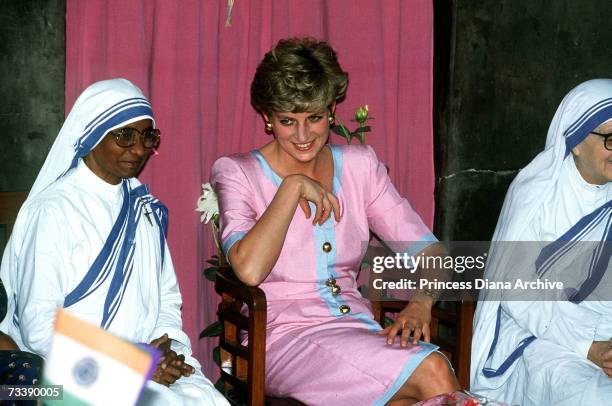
[0,0,65,193]
[436,0,612,241]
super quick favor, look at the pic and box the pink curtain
[66,0,434,377]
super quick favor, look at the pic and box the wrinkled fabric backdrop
[65,0,434,377]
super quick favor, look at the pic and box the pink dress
[212,144,439,405]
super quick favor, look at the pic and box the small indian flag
[44,309,157,406]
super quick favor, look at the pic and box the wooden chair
[215,263,267,406]
[215,255,306,406]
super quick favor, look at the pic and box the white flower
[196,182,219,224]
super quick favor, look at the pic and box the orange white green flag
[43,309,158,406]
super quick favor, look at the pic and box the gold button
[339,305,350,314]
[322,242,332,253]
[325,278,337,287]
[331,285,341,296]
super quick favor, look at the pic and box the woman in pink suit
[211,38,459,405]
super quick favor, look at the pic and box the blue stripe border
[372,342,439,406]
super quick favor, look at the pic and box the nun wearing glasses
[0,79,228,405]
[471,79,612,405]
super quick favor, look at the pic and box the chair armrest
[215,267,267,312]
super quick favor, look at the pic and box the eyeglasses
[110,127,161,149]
[591,131,612,151]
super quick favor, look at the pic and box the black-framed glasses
[591,131,612,151]
[110,127,161,149]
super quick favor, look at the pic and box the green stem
[358,123,365,144]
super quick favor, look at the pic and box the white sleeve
[502,300,598,359]
[500,217,599,359]
[148,244,189,345]
[14,205,69,356]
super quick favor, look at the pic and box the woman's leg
[387,352,460,404]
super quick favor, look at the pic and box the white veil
[1,78,155,331]
[471,79,612,387]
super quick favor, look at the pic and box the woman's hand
[378,300,433,347]
[228,173,341,286]
[286,174,341,225]
[150,334,194,386]
[588,340,612,376]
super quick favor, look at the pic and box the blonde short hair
[251,38,348,115]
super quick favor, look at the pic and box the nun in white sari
[0,79,228,405]
[471,79,612,405]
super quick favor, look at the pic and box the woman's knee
[413,352,458,390]
[391,352,458,402]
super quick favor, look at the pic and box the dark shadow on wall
[0,0,66,194]
[434,0,612,241]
